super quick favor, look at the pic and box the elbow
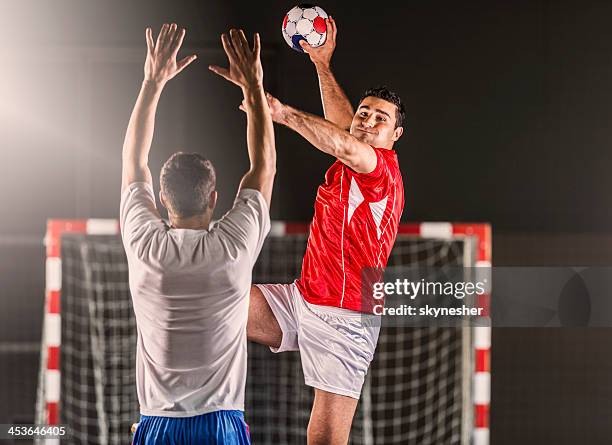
[331,137,357,159]
[251,163,276,179]
[334,147,355,159]
[122,151,147,168]
[264,164,277,178]
[260,151,277,176]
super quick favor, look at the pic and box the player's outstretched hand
[209,29,263,90]
[144,24,197,84]
[299,16,337,68]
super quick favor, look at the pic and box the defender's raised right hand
[209,29,263,90]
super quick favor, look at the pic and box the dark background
[2,0,612,443]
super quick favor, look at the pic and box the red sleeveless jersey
[295,147,404,313]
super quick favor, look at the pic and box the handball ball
[282,4,328,53]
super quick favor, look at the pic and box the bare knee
[247,285,282,349]
[307,389,358,445]
[308,423,347,445]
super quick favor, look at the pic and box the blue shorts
[132,410,250,445]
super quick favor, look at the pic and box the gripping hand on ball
[299,16,337,68]
[144,24,197,84]
[209,29,263,91]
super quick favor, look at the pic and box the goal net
[35,221,491,445]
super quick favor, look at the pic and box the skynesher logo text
[373,304,485,317]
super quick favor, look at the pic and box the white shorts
[255,282,381,399]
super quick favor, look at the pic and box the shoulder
[213,188,270,248]
[121,181,154,200]
[236,188,268,206]
[374,147,401,177]
[231,189,270,222]
[120,182,166,247]
[374,146,398,163]
[348,147,393,178]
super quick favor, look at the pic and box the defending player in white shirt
[120,24,275,444]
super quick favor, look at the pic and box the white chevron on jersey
[347,177,389,239]
[347,177,365,224]
[369,197,388,239]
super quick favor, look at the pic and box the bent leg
[307,388,358,445]
[247,285,282,349]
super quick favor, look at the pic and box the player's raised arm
[266,94,377,174]
[209,29,276,207]
[121,24,196,193]
[300,17,354,131]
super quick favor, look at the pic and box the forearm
[280,104,376,173]
[244,86,276,173]
[283,105,358,158]
[315,63,353,130]
[239,85,276,205]
[122,81,164,167]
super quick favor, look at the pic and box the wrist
[314,61,331,71]
[142,79,166,93]
[241,82,265,96]
[278,104,294,126]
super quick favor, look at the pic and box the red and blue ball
[282,4,328,53]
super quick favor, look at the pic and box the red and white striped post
[399,222,492,445]
[453,223,492,445]
[41,219,119,426]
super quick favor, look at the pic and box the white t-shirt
[120,182,270,417]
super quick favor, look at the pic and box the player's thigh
[247,285,282,348]
[307,388,358,445]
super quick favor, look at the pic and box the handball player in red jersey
[247,18,405,444]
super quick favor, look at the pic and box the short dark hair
[359,86,405,128]
[160,152,216,218]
